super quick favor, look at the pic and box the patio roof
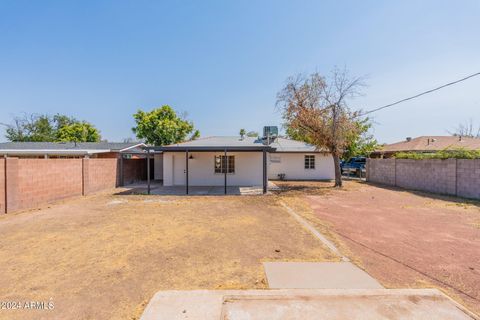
[147,136,275,152]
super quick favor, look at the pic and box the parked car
[341,157,366,176]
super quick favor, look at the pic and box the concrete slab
[140,289,477,320]
[264,262,383,289]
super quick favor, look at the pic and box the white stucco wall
[268,152,335,180]
[163,151,264,186]
[154,153,163,180]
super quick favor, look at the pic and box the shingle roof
[377,136,480,153]
[0,142,145,152]
[160,136,324,152]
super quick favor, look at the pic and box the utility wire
[358,72,480,117]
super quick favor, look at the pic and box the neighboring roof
[0,142,146,155]
[375,136,480,153]
[152,136,325,153]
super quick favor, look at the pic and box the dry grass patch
[0,191,335,320]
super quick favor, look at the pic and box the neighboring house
[371,136,480,158]
[152,131,334,192]
[0,142,146,158]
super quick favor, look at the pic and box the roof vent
[406,137,412,142]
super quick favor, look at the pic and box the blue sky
[0,0,479,143]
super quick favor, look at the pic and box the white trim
[119,143,147,152]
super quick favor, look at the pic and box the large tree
[4,113,101,142]
[132,105,199,145]
[277,68,365,187]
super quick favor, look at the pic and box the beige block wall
[0,159,5,213]
[367,158,480,199]
[1,157,127,214]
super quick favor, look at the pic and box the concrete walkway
[264,262,383,289]
[140,289,477,320]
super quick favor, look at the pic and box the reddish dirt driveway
[305,183,480,315]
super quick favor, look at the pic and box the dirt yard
[274,180,480,316]
[0,189,336,320]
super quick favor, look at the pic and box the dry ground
[274,180,480,316]
[0,189,336,320]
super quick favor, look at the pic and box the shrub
[394,148,480,160]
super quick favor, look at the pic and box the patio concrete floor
[140,289,477,320]
[119,181,280,195]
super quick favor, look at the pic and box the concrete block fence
[0,157,146,214]
[366,158,480,200]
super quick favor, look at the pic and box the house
[371,136,480,158]
[0,141,146,158]
[150,128,335,194]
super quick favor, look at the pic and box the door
[172,154,186,185]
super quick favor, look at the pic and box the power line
[358,72,480,117]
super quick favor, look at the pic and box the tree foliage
[5,113,101,142]
[395,148,480,159]
[132,105,198,145]
[277,67,365,187]
[341,117,378,160]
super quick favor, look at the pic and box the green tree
[56,122,101,142]
[342,118,378,160]
[5,113,101,142]
[239,128,246,138]
[246,131,259,137]
[132,105,198,145]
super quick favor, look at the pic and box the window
[270,155,281,163]
[214,155,235,174]
[304,155,315,169]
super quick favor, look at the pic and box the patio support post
[186,150,189,195]
[147,148,151,195]
[224,148,227,195]
[263,149,267,194]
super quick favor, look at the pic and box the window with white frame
[304,155,315,169]
[214,155,235,174]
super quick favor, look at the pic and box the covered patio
[144,141,276,195]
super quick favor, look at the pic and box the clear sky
[1,0,479,143]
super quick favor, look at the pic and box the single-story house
[149,133,334,194]
[0,142,146,158]
[371,136,480,158]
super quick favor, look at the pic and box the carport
[145,144,275,195]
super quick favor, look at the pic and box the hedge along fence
[366,157,480,200]
[395,148,480,160]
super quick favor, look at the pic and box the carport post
[224,148,227,195]
[185,150,189,195]
[263,149,267,194]
[147,148,151,195]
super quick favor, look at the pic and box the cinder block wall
[0,159,5,213]
[0,157,141,214]
[367,158,480,199]
[83,158,119,194]
[457,159,480,199]
[13,159,83,212]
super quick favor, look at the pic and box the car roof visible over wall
[0,142,146,154]
[376,136,480,153]
[155,136,326,152]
